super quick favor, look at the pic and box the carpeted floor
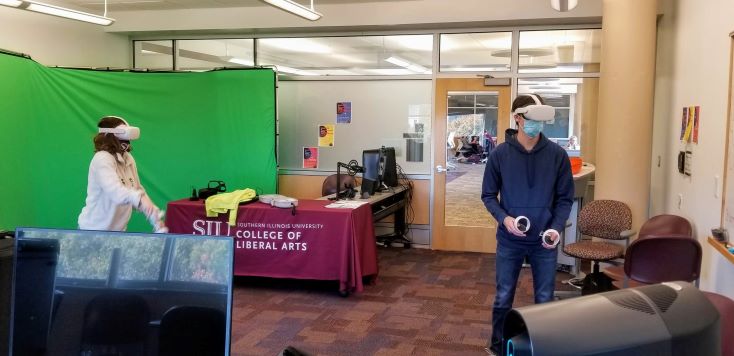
[230,247,574,356]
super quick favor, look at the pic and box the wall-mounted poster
[693,106,700,144]
[336,102,352,124]
[318,124,335,147]
[680,107,688,141]
[303,147,318,168]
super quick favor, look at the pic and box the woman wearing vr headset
[78,116,166,232]
[481,94,574,355]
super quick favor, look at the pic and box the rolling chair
[604,214,693,282]
[562,200,636,294]
[702,292,734,356]
[321,174,359,197]
[80,293,151,356]
[612,235,702,289]
[157,306,226,356]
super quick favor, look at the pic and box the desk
[166,199,378,294]
[320,186,411,247]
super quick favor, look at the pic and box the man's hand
[542,229,560,249]
[503,216,526,237]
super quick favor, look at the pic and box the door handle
[436,165,447,173]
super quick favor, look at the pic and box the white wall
[0,5,129,67]
[108,0,602,34]
[653,0,734,298]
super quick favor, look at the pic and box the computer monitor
[9,228,234,356]
[361,149,381,196]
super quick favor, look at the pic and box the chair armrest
[620,229,637,239]
[149,320,161,328]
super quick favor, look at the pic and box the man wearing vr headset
[78,116,166,232]
[481,94,574,355]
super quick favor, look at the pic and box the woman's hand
[503,216,526,237]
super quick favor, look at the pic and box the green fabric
[0,53,277,232]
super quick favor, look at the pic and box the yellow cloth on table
[205,188,257,226]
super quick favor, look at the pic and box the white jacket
[78,151,145,231]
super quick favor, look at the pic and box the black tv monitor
[9,228,234,356]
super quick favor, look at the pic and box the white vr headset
[98,116,140,141]
[513,94,556,122]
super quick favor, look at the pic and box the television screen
[9,228,234,356]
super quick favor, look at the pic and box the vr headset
[513,94,556,122]
[98,116,140,141]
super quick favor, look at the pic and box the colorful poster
[302,147,318,168]
[336,102,352,124]
[318,124,335,147]
[680,107,688,140]
[693,106,700,144]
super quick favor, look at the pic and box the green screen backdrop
[0,53,277,232]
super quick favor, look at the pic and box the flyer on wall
[318,124,335,147]
[303,147,318,168]
[693,105,700,144]
[336,101,352,124]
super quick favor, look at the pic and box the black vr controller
[190,180,227,200]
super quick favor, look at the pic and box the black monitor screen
[9,228,234,356]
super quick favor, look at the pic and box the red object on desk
[166,199,378,293]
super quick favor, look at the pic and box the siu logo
[192,220,231,236]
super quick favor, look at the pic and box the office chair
[611,235,702,289]
[702,292,734,356]
[562,200,636,294]
[158,306,226,356]
[604,214,693,282]
[80,293,151,356]
[321,174,358,197]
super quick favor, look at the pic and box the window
[133,40,174,70]
[518,29,602,73]
[440,32,512,72]
[256,35,433,76]
[447,92,498,137]
[178,39,254,71]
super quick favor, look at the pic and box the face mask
[522,119,543,138]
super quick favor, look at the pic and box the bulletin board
[278,80,432,175]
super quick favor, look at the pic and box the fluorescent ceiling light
[385,56,431,74]
[261,0,322,21]
[0,0,23,7]
[227,57,255,66]
[4,1,115,26]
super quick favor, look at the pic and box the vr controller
[512,216,560,249]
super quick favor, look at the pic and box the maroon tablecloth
[166,199,378,293]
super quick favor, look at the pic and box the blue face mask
[522,119,543,138]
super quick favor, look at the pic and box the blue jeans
[489,241,557,352]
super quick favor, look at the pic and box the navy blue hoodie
[481,133,574,246]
